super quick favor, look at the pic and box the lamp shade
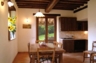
[34,10,44,17]
[8,1,14,7]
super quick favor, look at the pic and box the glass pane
[48,18,54,41]
[38,18,45,40]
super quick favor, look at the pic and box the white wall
[88,0,96,50]
[75,8,88,21]
[18,9,75,52]
[0,0,18,63]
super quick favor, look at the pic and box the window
[36,16,57,43]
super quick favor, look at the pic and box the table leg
[59,53,63,63]
[32,55,35,63]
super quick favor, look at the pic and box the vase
[12,32,15,37]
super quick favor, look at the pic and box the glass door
[36,16,56,43]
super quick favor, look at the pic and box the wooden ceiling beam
[18,5,46,9]
[59,1,87,4]
[15,0,50,2]
[17,2,48,4]
[15,0,89,11]
[60,0,89,2]
[45,0,59,13]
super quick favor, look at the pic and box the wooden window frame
[36,16,57,43]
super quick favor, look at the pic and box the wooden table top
[30,43,65,54]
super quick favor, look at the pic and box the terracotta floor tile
[13,52,91,63]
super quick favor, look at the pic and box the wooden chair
[53,41,63,63]
[83,41,96,62]
[28,43,32,63]
[90,52,96,63]
[28,43,37,63]
[37,47,55,63]
[53,41,63,48]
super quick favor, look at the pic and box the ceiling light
[8,1,14,7]
[34,9,45,17]
[1,0,14,7]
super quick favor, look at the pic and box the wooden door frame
[36,16,57,43]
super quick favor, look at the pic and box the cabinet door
[77,21,82,30]
[60,17,77,31]
[70,18,77,31]
[77,21,88,31]
[83,21,88,31]
[74,40,87,52]
[63,40,74,52]
[60,17,69,31]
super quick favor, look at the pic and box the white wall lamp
[1,0,14,7]
[7,0,14,7]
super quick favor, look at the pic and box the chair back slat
[28,43,30,52]
[37,47,55,63]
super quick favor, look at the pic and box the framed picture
[23,24,31,29]
[8,6,16,40]
[8,16,16,40]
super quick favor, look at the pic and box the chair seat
[90,53,96,63]
[83,41,96,63]
[84,50,96,53]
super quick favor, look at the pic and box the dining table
[29,43,65,63]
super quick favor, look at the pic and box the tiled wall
[60,31,88,39]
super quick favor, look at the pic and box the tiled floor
[63,53,90,63]
[13,52,90,63]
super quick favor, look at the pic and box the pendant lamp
[34,9,45,17]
